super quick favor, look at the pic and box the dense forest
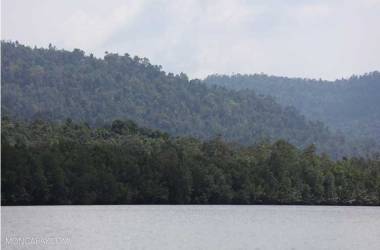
[204,73,380,142]
[2,41,376,158]
[2,41,380,206]
[2,117,380,206]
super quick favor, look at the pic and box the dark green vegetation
[2,41,380,206]
[2,41,374,158]
[204,73,380,143]
[2,118,380,205]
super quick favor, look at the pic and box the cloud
[2,0,145,52]
[58,1,144,50]
[2,0,380,80]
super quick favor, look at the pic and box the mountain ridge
[2,41,377,158]
[204,72,380,142]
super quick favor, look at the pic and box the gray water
[2,205,380,250]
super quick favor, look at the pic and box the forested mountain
[2,41,368,158]
[2,117,380,205]
[2,42,380,206]
[204,73,380,142]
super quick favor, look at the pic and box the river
[2,205,380,249]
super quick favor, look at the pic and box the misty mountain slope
[1,41,374,157]
[204,73,380,142]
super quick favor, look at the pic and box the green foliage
[2,118,379,205]
[1,41,360,158]
[204,73,380,148]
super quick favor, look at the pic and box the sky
[2,0,380,80]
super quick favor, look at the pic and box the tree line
[2,118,379,205]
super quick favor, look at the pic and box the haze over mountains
[2,41,380,206]
[1,41,379,158]
[205,73,380,142]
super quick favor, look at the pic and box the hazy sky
[2,0,380,80]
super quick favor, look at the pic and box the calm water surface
[2,205,380,250]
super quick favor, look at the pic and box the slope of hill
[204,73,380,142]
[1,41,375,157]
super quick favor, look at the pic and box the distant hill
[1,41,376,157]
[204,73,380,143]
